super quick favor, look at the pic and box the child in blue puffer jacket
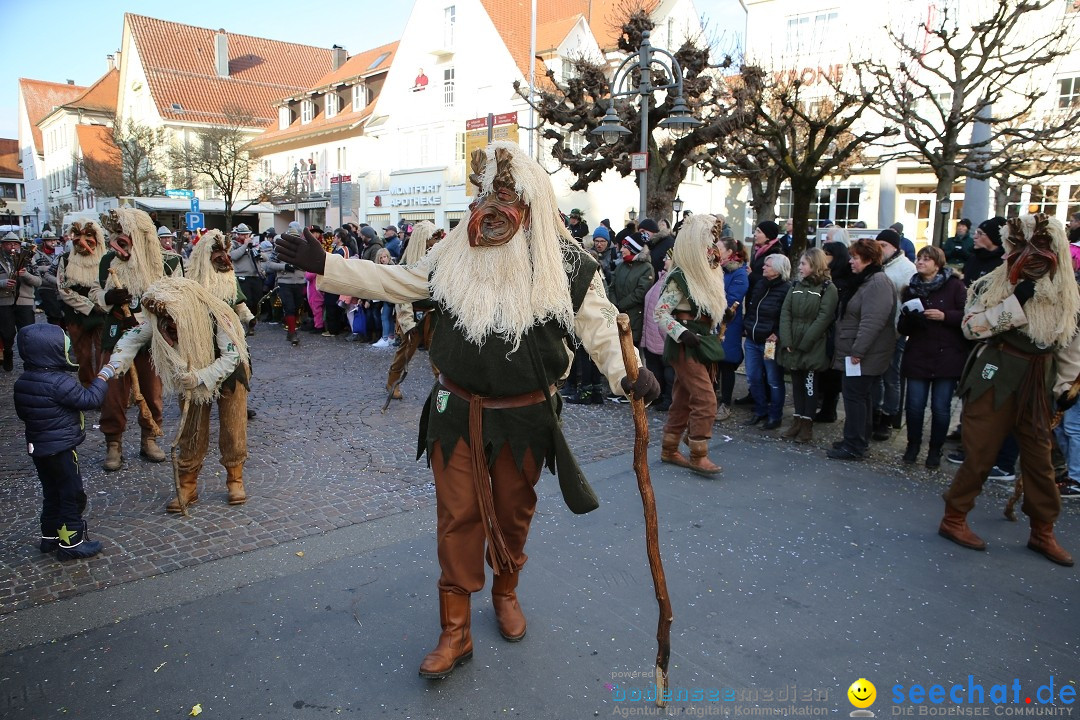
[12,324,118,559]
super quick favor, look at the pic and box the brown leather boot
[140,431,166,462]
[937,506,986,550]
[419,591,473,679]
[796,417,814,444]
[781,416,802,440]
[226,465,247,505]
[103,435,123,472]
[491,572,526,641]
[660,432,690,468]
[687,438,722,476]
[1027,520,1074,566]
[166,471,200,513]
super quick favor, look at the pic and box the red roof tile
[66,69,119,115]
[19,78,87,154]
[126,13,336,126]
[0,139,20,179]
[75,125,118,165]
[535,15,582,54]
[313,42,398,90]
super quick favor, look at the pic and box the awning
[126,197,276,214]
[401,211,435,221]
[444,210,466,220]
[293,200,329,210]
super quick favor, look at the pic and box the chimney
[215,30,229,77]
[67,79,75,85]
[332,45,347,70]
[107,54,115,71]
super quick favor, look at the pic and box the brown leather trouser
[944,389,1061,523]
[431,439,540,595]
[387,315,438,387]
[664,349,717,440]
[67,322,103,387]
[176,382,249,478]
[100,348,163,437]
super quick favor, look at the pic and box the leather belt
[439,375,553,409]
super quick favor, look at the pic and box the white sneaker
[373,337,390,348]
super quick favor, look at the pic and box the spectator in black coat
[960,217,1007,287]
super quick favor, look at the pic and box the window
[784,10,838,55]
[278,106,291,130]
[1067,184,1080,219]
[569,130,586,155]
[562,59,574,82]
[1059,77,1080,108]
[443,67,455,108]
[301,100,314,124]
[336,146,347,170]
[1028,184,1059,214]
[352,84,368,111]
[326,93,339,119]
[444,5,456,48]
[456,132,465,163]
[834,187,861,225]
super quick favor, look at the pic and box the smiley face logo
[848,679,876,709]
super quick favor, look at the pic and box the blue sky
[1,0,745,140]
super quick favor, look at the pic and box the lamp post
[591,30,701,222]
[628,208,637,224]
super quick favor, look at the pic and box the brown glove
[620,367,661,405]
[275,229,327,275]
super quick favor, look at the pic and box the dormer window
[301,99,314,124]
[326,93,339,119]
[279,106,291,130]
[352,84,368,111]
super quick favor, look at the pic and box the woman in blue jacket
[716,238,749,421]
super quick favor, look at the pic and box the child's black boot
[56,520,103,560]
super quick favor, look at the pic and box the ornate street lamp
[591,30,701,220]
[672,196,684,214]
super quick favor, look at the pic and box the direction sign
[185,212,205,231]
[165,189,194,198]
[190,197,200,214]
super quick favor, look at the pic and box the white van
[61,210,101,238]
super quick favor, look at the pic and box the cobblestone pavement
[1,319,1062,616]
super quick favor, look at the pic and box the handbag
[349,305,367,335]
[526,337,599,514]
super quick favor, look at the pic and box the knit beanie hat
[637,218,660,234]
[978,217,1007,247]
[623,235,645,254]
[592,226,611,242]
[757,220,779,240]
[876,228,901,250]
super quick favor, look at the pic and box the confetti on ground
[190,703,202,716]
[153,662,166,673]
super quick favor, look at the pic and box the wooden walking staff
[107,268,162,438]
[616,313,673,708]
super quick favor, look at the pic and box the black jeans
[643,348,674,406]
[717,361,739,405]
[34,449,86,537]
[0,304,35,354]
[841,374,879,455]
[236,275,263,318]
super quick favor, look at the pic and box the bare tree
[705,66,896,256]
[514,7,744,221]
[168,107,266,230]
[856,0,1080,246]
[81,116,168,199]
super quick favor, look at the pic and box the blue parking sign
[185,212,205,230]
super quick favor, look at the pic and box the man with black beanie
[961,217,1007,288]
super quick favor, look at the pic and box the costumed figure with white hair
[276,142,660,679]
[110,277,250,512]
[384,220,445,402]
[56,220,108,386]
[654,214,730,476]
[939,213,1080,567]
[89,208,183,471]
